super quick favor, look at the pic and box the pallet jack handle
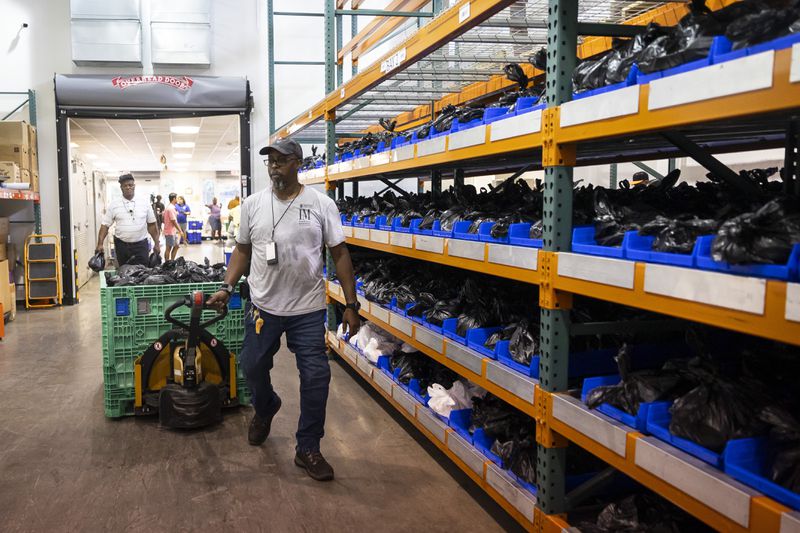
[163,291,229,332]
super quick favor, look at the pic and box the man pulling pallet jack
[207,139,360,481]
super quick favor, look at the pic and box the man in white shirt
[207,139,359,482]
[95,174,160,266]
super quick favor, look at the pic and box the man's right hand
[206,290,230,311]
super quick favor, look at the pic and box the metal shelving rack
[270,1,800,531]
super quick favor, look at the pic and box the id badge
[266,241,278,265]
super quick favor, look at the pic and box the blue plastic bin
[408,379,429,405]
[442,318,467,345]
[392,217,413,234]
[483,107,511,124]
[581,375,669,433]
[423,318,444,335]
[508,223,543,248]
[514,97,541,115]
[624,231,702,267]
[473,428,502,466]
[695,236,800,281]
[466,327,501,359]
[724,437,800,511]
[449,409,474,443]
[572,225,629,258]
[478,221,509,244]
[375,215,392,231]
[410,218,432,236]
[646,402,724,467]
[451,114,484,132]
[573,65,640,100]
[452,220,480,241]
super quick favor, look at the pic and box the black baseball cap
[259,139,303,159]
[118,173,134,183]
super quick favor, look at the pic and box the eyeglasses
[264,156,297,167]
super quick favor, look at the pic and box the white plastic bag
[427,383,456,418]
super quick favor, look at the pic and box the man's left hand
[342,308,360,337]
[152,243,161,255]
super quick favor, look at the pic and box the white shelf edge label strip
[634,437,756,527]
[485,360,536,403]
[392,145,415,162]
[489,109,541,142]
[486,462,536,523]
[791,43,800,83]
[447,432,485,476]
[415,235,445,254]
[487,244,538,271]
[445,340,484,375]
[551,394,628,457]
[448,125,486,151]
[416,136,447,157]
[561,85,640,127]
[557,253,634,289]
[786,283,800,322]
[342,226,353,238]
[370,304,391,323]
[390,232,413,248]
[353,227,370,240]
[781,510,800,533]
[370,229,390,244]
[448,239,485,261]
[389,312,413,336]
[649,51,775,110]
[644,263,766,315]
[415,328,444,353]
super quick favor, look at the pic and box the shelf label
[557,253,634,289]
[486,463,536,522]
[416,136,447,157]
[488,244,538,271]
[390,232,413,248]
[781,511,800,533]
[326,330,339,348]
[340,88,345,99]
[635,437,756,527]
[380,48,407,74]
[415,328,444,353]
[415,235,445,254]
[357,294,370,314]
[448,125,486,150]
[328,281,343,298]
[353,156,370,170]
[791,43,800,83]
[370,304,391,324]
[343,342,359,363]
[308,110,312,119]
[356,355,373,377]
[644,264,766,315]
[561,85,640,127]
[486,360,536,403]
[458,2,471,23]
[447,432,485,476]
[489,109,541,141]
[370,152,390,167]
[389,312,413,336]
[445,340,484,375]
[353,227,371,240]
[342,226,353,238]
[448,239,485,261]
[551,394,628,457]
[391,387,418,416]
[649,51,775,110]
[370,229,390,244]
[787,283,800,322]
[392,144,415,162]
[339,160,353,173]
[417,409,447,442]
[373,370,394,395]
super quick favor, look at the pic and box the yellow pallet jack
[24,234,62,309]
[134,291,238,429]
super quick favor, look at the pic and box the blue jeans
[239,306,329,452]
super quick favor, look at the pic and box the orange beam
[337,0,424,62]
[351,0,431,62]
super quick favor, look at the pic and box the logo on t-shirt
[298,204,312,224]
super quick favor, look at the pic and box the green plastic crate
[100,273,250,417]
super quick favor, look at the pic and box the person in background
[226,195,241,233]
[153,194,165,233]
[207,138,360,483]
[206,197,222,242]
[163,193,187,261]
[176,196,191,244]
[95,174,160,266]
[227,200,241,241]
[228,195,240,210]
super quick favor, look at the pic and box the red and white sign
[111,75,194,91]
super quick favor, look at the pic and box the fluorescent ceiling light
[170,126,200,134]
[172,141,195,148]
[173,153,192,159]
[70,142,79,148]
[174,168,189,173]
[85,153,98,160]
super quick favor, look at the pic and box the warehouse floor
[0,241,518,532]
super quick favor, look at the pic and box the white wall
[0,0,270,240]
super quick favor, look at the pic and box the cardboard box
[0,121,30,147]
[31,170,39,192]
[0,161,20,182]
[0,145,30,170]
[0,243,6,261]
[0,260,9,315]
[20,169,31,188]
[30,150,38,173]
[27,123,37,150]
[0,217,9,239]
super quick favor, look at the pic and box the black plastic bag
[148,251,162,268]
[711,199,800,265]
[508,319,538,366]
[88,251,105,272]
[639,215,718,254]
[726,6,800,49]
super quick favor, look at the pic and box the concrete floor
[0,241,519,532]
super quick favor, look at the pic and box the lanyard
[270,187,301,239]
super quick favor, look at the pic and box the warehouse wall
[0,0,270,239]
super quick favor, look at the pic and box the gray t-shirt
[237,186,345,316]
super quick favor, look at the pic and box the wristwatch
[219,283,234,295]
[345,301,361,312]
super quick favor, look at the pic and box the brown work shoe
[294,450,335,481]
